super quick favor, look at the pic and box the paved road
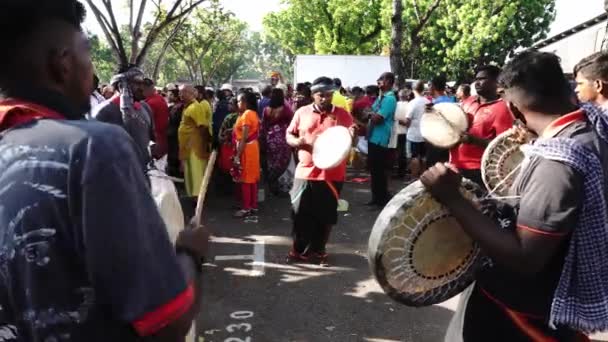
[195,175,456,342]
[193,173,608,342]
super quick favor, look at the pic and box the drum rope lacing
[482,162,522,201]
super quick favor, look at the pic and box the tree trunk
[390,0,405,89]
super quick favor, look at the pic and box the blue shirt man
[369,90,397,147]
[367,72,398,207]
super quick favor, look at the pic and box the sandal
[233,209,251,218]
[310,252,330,267]
[286,249,308,263]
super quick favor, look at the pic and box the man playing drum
[450,65,514,185]
[286,77,356,266]
[422,51,608,341]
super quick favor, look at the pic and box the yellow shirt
[332,91,351,113]
[178,100,212,160]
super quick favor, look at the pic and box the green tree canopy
[264,0,556,82]
[164,0,250,85]
[263,0,385,56]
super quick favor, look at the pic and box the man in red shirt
[144,78,170,159]
[286,77,356,266]
[449,65,514,185]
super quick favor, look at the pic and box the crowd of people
[4,1,608,341]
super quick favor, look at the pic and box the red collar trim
[542,109,586,138]
[0,99,65,132]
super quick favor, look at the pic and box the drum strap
[325,181,339,201]
[290,180,340,204]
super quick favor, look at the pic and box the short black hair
[143,78,154,87]
[378,72,395,85]
[333,78,342,87]
[239,91,258,111]
[0,0,86,87]
[459,84,471,96]
[431,75,447,91]
[205,89,215,100]
[475,65,501,80]
[351,86,364,95]
[499,51,572,113]
[573,52,608,81]
[194,85,206,97]
[366,85,379,97]
[261,85,273,97]
[296,83,311,97]
[414,80,425,93]
[269,88,285,108]
[312,76,334,88]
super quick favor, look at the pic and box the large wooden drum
[368,180,496,307]
[481,127,534,198]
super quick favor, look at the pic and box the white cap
[220,83,233,91]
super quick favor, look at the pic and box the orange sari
[234,109,260,184]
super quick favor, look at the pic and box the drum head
[313,126,352,170]
[420,103,468,148]
[481,128,532,198]
[368,180,491,307]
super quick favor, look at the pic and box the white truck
[293,55,391,88]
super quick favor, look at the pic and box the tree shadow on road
[197,246,455,342]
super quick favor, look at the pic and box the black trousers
[395,134,408,176]
[425,143,449,167]
[368,142,391,204]
[290,179,342,254]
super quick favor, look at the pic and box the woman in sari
[261,88,294,196]
[233,92,261,218]
[218,97,240,199]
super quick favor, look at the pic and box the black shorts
[407,140,426,158]
[290,179,343,225]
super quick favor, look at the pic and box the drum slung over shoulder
[368,179,504,307]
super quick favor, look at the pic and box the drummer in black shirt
[421,51,608,341]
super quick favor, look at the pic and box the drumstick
[193,150,218,226]
[186,150,216,342]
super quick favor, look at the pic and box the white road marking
[215,255,255,261]
[252,241,265,276]
[214,241,265,277]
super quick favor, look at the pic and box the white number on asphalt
[230,311,254,320]
[224,338,251,342]
[226,323,252,333]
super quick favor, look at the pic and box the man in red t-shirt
[286,77,356,266]
[144,78,170,159]
[449,65,514,185]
